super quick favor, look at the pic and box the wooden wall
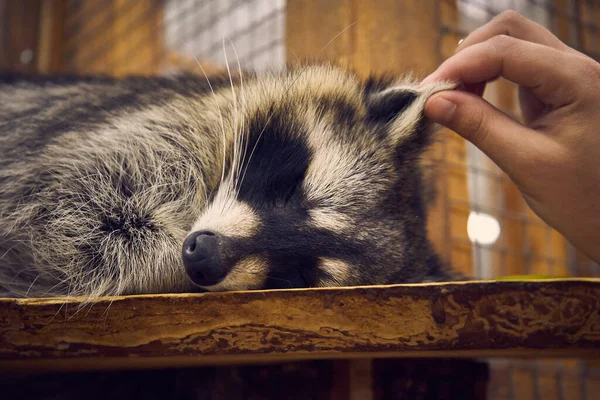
[0,0,64,75]
[62,0,164,76]
[0,0,165,76]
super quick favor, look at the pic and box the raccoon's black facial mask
[183,68,455,292]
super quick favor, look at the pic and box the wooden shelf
[1,279,599,373]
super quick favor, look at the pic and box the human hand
[422,11,600,263]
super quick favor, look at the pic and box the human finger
[455,10,574,54]
[423,35,583,108]
[424,89,549,178]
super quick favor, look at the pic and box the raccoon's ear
[365,87,419,124]
[365,80,457,146]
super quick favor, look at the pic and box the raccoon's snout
[182,231,225,286]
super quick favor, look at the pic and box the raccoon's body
[0,65,455,298]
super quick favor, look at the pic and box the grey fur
[0,65,457,298]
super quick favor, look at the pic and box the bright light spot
[20,49,33,65]
[467,212,501,245]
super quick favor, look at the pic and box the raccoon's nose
[182,231,225,286]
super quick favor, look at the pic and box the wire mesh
[61,0,286,76]
[163,0,285,72]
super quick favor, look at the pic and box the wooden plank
[1,279,600,373]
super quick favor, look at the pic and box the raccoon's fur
[0,64,456,298]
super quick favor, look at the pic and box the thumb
[424,90,539,176]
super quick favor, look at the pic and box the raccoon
[0,64,456,298]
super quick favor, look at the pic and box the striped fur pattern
[0,64,456,298]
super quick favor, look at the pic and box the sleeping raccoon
[0,64,457,298]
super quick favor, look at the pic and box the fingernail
[426,96,457,125]
[455,38,465,53]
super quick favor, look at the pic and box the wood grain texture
[0,0,42,74]
[1,280,600,372]
[62,0,164,76]
[37,0,66,74]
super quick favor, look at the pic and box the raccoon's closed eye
[284,174,304,204]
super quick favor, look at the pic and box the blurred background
[1,0,599,399]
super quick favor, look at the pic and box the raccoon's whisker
[1,243,20,263]
[67,300,92,321]
[284,21,358,98]
[76,301,97,318]
[24,274,40,297]
[263,275,294,286]
[193,55,228,189]
[8,265,41,283]
[102,298,116,318]
[43,301,67,329]
[114,178,195,200]
[228,38,248,198]
[320,22,357,57]
[84,300,99,318]
[289,49,301,65]
[221,39,245,219]
[223,38,244,206]
[51,268,86,294]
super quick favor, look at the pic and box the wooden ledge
[1,279,600,372]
